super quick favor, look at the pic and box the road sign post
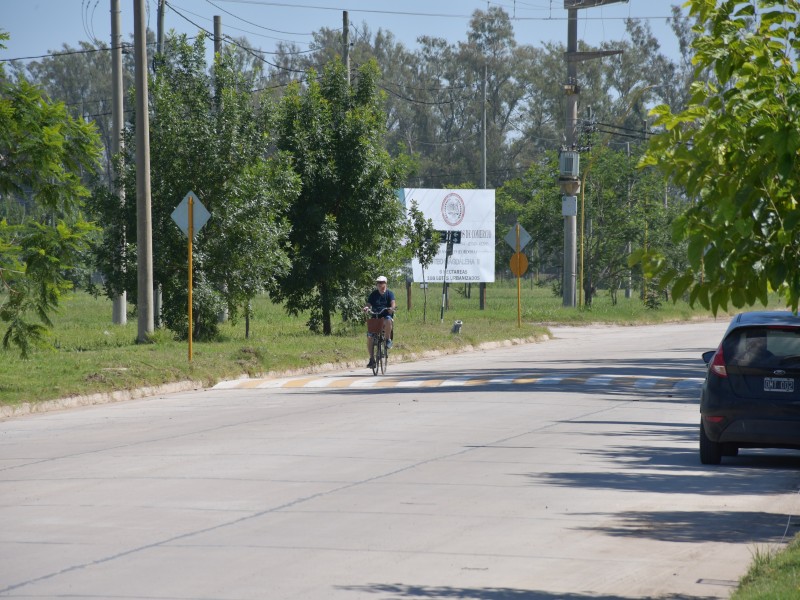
[171,191,210,361]
[436,230,461,323]
[505,223,531,327]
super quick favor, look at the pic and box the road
[1,320,799,599]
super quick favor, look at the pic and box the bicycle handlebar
[364,307,395,315]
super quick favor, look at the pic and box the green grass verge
[731,537,800,599]
[0,279,727,406]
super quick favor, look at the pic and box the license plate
[764,377,794,392]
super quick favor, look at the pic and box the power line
[166,1,310,74]
[214,1,673,23]
[170,0,317,46]
[201,0,318,36]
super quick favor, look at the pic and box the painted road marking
[213,374,706,392]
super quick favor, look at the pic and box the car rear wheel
[700,421,722,465]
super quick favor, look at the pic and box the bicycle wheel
[372,335,381,376]
[379,337,388,374]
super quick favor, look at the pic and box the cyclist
[364,275,396,369]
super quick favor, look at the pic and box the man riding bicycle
[364,275,395,369]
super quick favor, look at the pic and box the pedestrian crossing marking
[213,374,705,391]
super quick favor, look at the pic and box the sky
[1,0,687,66]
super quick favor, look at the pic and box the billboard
[401,188,495,283]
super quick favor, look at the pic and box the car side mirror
[702,350,716,365]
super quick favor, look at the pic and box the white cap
[375,276,387,283]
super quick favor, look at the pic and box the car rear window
[723,326,800,368]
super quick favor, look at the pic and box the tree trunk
[321,285,332,335]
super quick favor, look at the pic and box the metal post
[111,0,126,324]
[134,0,154,342]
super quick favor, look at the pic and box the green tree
[0,33,102,356]
[273,58,407,335]
[640,0,800,313]
[496,153,562,282]
[405,200,439,322]
[92,34,298,340]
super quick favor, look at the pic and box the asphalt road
[2,320,799,599]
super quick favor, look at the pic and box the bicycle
[366,309,392,376]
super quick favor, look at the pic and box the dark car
[700,311,800,464]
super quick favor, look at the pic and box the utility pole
[110,0,126,324]
[134,0,154,341]
[151,0,165,329]
[343,11,350,84]
[479,62,487,310]
[157,0,165,55]
[212,14,229,325]
[625,141,632,299]
[559,0,625,307]
[559,8,580,308]
[214,16,222,56]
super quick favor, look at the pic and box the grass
[1,277,799,595]
[0,278,724,407]
[731,539,800,599]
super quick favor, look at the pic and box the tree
[640,0,800,313]
[405,200,439,322]
[19,36,147,188]
[91,34,298,340]
[495,153,562,283]
[0,33,102,356]
[273,58,408,335]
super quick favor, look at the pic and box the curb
[1,335,548,421]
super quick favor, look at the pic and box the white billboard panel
[402,188,495,283]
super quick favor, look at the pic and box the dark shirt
[367,289,395,318]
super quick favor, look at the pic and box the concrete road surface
[2,320,799,599]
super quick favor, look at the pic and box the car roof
[730,311,800,328]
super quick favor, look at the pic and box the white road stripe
[585,376,614,386]
[213,374,706,391]
[439,377,472,386]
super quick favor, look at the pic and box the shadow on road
[335,582,721,599]
[567,509,797,544]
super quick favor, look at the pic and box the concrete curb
[1,335,548,421]
[0,380,205,420]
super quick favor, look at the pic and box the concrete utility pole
[111,0,126,324]
[558,0,625,307]
[343,11,350,84]
[157,0,165,56]
[150,0,165,329]
[560,8,580,308]
[134,0,154,341]
[214,16,222,56]
[480,62,487,310]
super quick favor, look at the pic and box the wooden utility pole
[134,0,154,341]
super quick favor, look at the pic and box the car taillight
[710,344,727,377]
